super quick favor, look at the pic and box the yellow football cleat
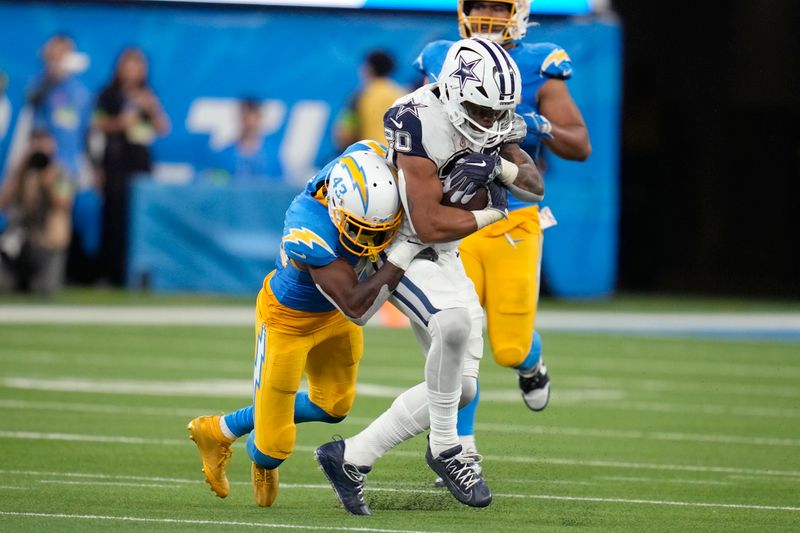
[251,462,279,507]
[187,415,234,498]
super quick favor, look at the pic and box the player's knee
[430,307,470,355]
[459,376,477,407]
[492,342,528,368]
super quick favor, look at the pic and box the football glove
[487,181,508,218]
[443,153,502,205]
[516,104,554,140]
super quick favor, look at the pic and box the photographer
[0,129,74,295]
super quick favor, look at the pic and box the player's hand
[386,233,432,270]
[487,181,509,218]
[443,153,502,205]
[504,113,528,144]
[521,110,554,140]
[515,104,554,140]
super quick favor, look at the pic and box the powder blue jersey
[414,40,572,212]
[268,140,387,312]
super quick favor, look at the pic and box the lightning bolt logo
[340,155,369,211]
[542,49,571,72]
[283,227,335,256]
[359,140,388,158]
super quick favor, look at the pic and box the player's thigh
[483,228,542,367]
[459,234,486,307]
[305,319,363,418]
[391,252,475,329]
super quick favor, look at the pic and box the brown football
[441,186,489,211]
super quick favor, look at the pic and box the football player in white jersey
[415,0,592,483]
[316,37,544,514]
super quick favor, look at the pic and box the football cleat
[425,441,491,508]
[434,453,482,488]
[187,415,234,498]
[519,363,550,411]
[251,463,279,507]
[314,439,372,516]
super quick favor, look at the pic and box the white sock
[219,416,236,441]
[425,310,468,457]
[427,389,461,456]
[458,434,477,455]
[344,382,429,467]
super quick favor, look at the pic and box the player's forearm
[338,264,405,325]
[543,124,591,161]
[499,145,544,200]
[410,206,478,243]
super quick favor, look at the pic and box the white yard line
[0,511,451,533]
[595,475,732,486]
[5,397,800,425]
[3,430,800,479]
[1,305,799,337]
[3,481,799,514]
[1,377,623,404]
[3,408,798,450]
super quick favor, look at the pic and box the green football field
[1,321,798,532]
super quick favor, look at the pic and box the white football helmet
[437,37,522,147]
[457,0,532,43]
[326,149,403,259]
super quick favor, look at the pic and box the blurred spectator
[93,47,170,286]
[334,50,404,150]
[203,98,283,184]
[26,34,91,186]
[0,129,74,295]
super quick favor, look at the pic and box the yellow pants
[252,273,363,462]
[459,206,542,368]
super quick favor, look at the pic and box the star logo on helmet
[450,55,481,90]
[396,101,427,119]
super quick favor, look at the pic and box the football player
[187,141,428,507]
[315,37,545,515]
[414,0,592,468]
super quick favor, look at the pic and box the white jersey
[383,84,501,251]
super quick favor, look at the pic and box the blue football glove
[443,153,502,205]
[515,104,554,140]
[522,111,554,139]
[487,181,508,217]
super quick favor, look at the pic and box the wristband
[387,240,421,271]
[497,158,519,186]
[472,208,504,230]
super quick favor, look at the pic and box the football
[441,185,489,211]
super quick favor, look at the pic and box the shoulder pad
[282,226,337,267]
[414,40,453,81]
[384,96,430,160]
[345,140,389,159]
[538,43,573,80]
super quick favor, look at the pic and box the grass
[1,323,799,532]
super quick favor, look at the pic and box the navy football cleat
[425,440,491,508]
[519,363,550,411]
[315,439,372,516]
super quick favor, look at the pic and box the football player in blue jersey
[187,140,428,507]
[415,0,592,472]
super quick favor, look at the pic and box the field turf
[0,322,798,532]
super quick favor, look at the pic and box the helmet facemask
[457,0,532,44]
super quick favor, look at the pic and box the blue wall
[0,2,621,296]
